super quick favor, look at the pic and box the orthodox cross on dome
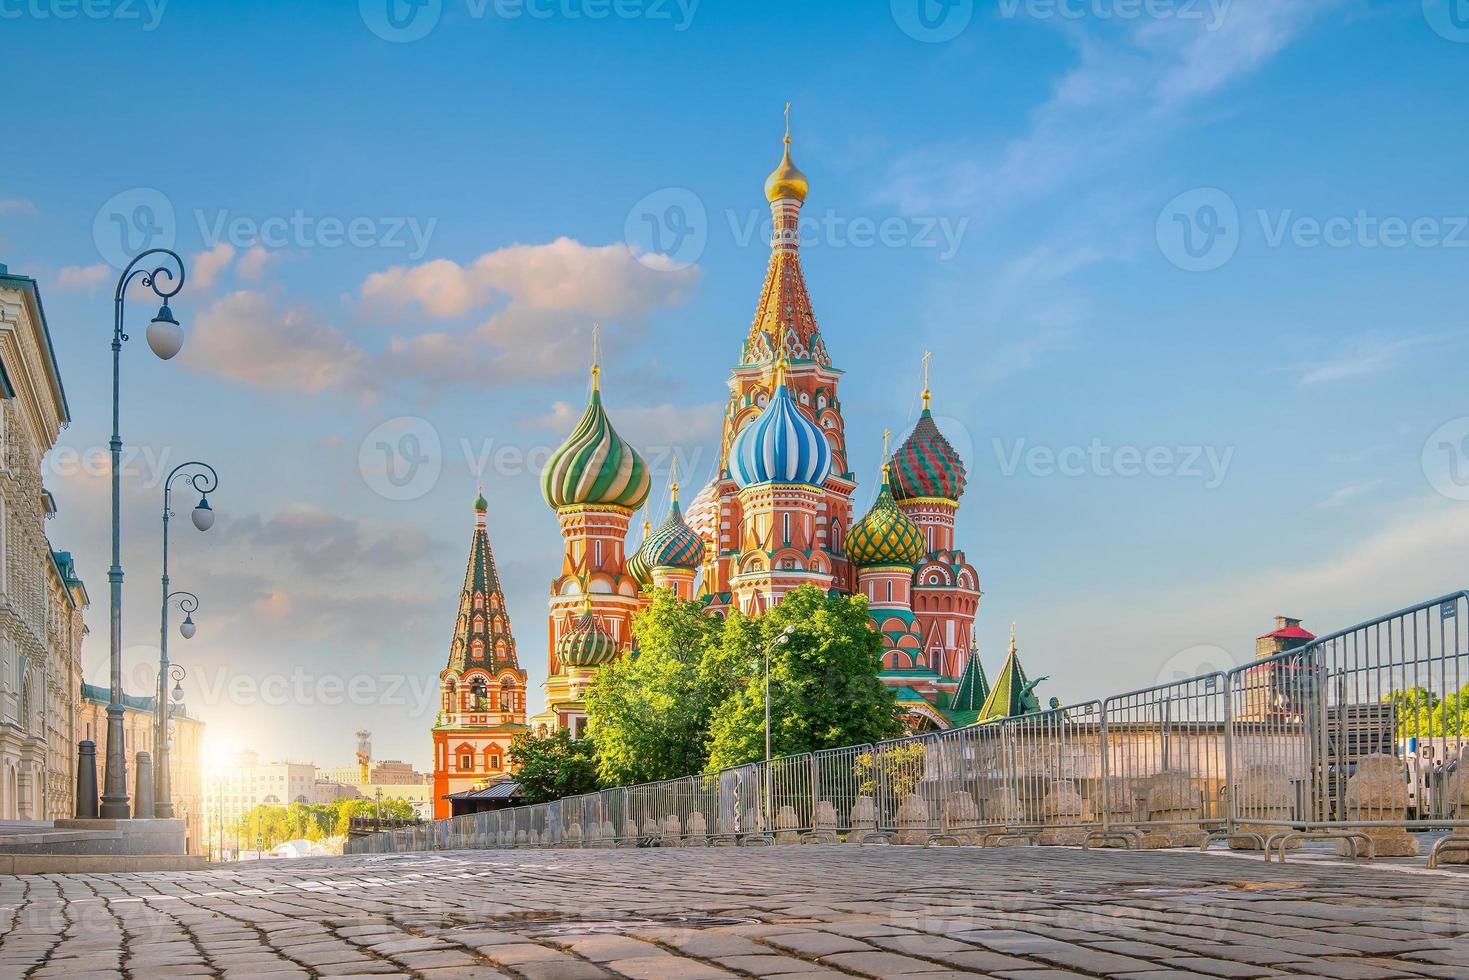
[670,453,680,501]
[922,351,933,411]
[881,428,892,479]
[590,322,601,391]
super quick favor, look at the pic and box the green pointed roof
[950,647,990,714]
[977,624,1046,722]
[446,499,519,673]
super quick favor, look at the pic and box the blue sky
[3,0,1467,770]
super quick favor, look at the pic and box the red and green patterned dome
[845,469,926,568]
[890,409,967,502]
[644,499,704,570]
[557,604,619,667]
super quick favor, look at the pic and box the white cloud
[360,237,700,320]
[1297,334,1437,386]
[878,1,1333,214]
[184,289,374,396]
[1314,479,1383,509]
[0,199,36,215]
[191,242,236,291]
[236,244,278,281]
[53,264,111,292]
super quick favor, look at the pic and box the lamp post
[153,657,189,819]
[155,460,217,818]
[102,249,187,820]
[763,624,796,833]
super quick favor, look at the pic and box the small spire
[641,506,651,535]
[881,429,892,482]
[784,100,791,145]
[670,454,680,503]
[1010,622,1018,655]
[590,322,601,392]
[772,352,789,388]
[578,573,594,615]
[921,351,933,411]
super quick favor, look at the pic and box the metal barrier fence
[345,590,1469,866]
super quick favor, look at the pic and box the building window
[594,540,603,566]
[459,752,473,770]
[782,514,790,544]
[470,679,487,711]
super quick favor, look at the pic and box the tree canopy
[705,586,906,770]
[508,728,599,803]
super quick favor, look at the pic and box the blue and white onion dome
[729,361,833,489]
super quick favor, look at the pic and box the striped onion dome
[729,375,832,489]
[557,604,619,668]
[625,516,654,588]
[542,388,651,510]
[845,468,925,568]
[890,409,967,502]
[644,499,704,570]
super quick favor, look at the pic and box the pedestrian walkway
[1,845,1466,978]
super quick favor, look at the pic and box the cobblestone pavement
[2,846,1469,979]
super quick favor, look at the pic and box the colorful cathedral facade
[525,120,1045,736]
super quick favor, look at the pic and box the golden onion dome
[765,136,809,203]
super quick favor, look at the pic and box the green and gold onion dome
[626,513,654,588]
[541,368,651,511]
[845,464,926,568]
[557,599,619,668]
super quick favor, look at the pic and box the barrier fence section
[344,590,1469,864]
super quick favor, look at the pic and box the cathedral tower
[689,107,856,609]
[431,490,528,818]
[534,330,650,734]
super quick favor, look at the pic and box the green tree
[706,586,906,770]
[586,589,725,785]
[508,729,599,804]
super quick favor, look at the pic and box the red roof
[1259,625,1315,641]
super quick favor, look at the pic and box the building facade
[202,750,315,857]
[0,264,88,820]
[431,492,528,818]
[528,128,1035,732]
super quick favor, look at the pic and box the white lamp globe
[180,615,197,640]
[191,496,214,531]
[146,304,184,360]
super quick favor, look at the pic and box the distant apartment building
[203,750,316,854]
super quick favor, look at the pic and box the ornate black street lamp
[102,249,187,819]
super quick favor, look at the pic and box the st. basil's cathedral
[432,120,1045,814]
